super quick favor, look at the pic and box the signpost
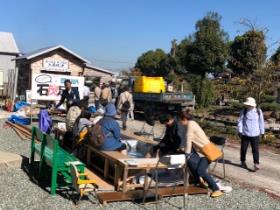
[31,73,84,101]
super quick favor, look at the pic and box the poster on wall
[31,73,84,101]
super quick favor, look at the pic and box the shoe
[254,164,260,171]
[210,190,224,198]
[241,161,248,169]
[199,177,208,188]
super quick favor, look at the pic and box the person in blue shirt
[99,102,127,154]
[237,97,265,171]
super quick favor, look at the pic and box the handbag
[201,142,222,162]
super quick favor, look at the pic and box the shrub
[260,102,280,111]
[261,95,276,103]
[225,126,237,135]
[228,101,243,110]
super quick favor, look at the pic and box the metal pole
[13,67,19,101]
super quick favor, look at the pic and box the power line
[92,57,135,65]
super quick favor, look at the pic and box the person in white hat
[237,97,265,171]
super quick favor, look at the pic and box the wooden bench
[30,127,85,195]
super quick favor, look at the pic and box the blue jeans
[187,153,219,191]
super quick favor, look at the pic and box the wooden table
[86,144,174,193]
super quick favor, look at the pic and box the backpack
[66,106,81,131]
[121,93,130,112]
[87,123,105,148]
[242,108,261,126]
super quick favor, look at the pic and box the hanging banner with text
[31,73,84,101]
[43,59,70,72]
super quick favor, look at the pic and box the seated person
[63,100,88,149]
[150,114,185,157]
[72,110,94,143]
[179,110,223,198]
[99,103,127,154]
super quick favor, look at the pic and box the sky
[0,0,280,72]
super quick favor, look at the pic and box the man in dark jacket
[153,114,186,156]
[56,79,80,110]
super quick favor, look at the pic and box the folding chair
[69,162,98,204]
[141,154,189,210]
[209,136,227,179]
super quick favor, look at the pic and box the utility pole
[170,39,177,58]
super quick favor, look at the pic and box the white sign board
[0,71,3,87]
[26,90,32,104]
[31,73,84,101]
[43,59,69,72]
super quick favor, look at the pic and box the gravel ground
[0,119,280,210]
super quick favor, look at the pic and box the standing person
[94,84,101,110]
[83,81,91,101]
[55,79,80,111]
[237,97,265,171]
[101,83,112,103]
[117,86,134,130]
[179,110,223,198]
[88,84,96,113]
[110,82,118,105]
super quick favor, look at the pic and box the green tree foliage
[228,30,267,75]
[182,12,229,78]
[271,46,280,65]
[179,12,228,107]
[135,49,168,76]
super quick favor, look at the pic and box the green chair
[30,126,45,167]
[40,134,85,195]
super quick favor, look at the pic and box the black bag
[121,94,130,112]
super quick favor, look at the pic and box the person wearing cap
[98,103,127,154]
[237,97,265,171]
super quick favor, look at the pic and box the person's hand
[261,134,265,140]
[238,133,243,138]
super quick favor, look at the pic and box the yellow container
[134,76,166,93]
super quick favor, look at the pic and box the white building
[0,32,20,97]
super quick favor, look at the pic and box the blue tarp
[8,115,31,125]
[13,101,30,112]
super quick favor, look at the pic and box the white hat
[243,97,256,107]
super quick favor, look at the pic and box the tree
[135,49,168,76]
[245,62,277,103]
[271,46,280,65]
[180,12,229,107]
[183,12,229,78]
[228,30,267,75]
[120,68,142,76]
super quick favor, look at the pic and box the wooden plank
[85,168,114,191]
[97,186,208,204]
[86,145,131,166]
[104,159,109,178]
[121,130,158,145]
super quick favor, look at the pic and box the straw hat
[243,97,256,107]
